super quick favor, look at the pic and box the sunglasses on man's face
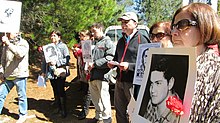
[171,19,197,31]
[150,32,169,40]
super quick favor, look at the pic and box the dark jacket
[90,36,116,81]
[113,31,150,83]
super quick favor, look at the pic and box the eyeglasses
[171,19,197,31]
[150,32,169,40]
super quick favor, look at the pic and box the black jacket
[113,31,150,82]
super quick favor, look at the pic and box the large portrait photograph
[132,48,197,123]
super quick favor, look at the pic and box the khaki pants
[89,80,112,120]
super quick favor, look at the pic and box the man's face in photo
[149,71,169,105]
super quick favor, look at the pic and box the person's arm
[3,37,29,59]
[56,43,70,67]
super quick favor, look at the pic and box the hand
[119,62,129,71]
[48,61,56,66]
[107,61,118,68]
[2,36,10,45]
[72,47,80,52]
[88,62,94,71]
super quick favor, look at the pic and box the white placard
[81,40,93,62]
[133,43,161,85]
[132,48,197,123]
[0,1,22,33]
[43,43,59,63]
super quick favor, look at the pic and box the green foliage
[141,0,181,27]
[20,0,124,64]
[21,0,124,47]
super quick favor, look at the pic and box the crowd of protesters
[0,2,219,123]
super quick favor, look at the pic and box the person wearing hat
[108,12,150,123]
[0,32,29,123]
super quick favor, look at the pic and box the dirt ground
[0,50,116,123]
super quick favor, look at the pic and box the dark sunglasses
[150,32,169,40]
[171,19,197,31]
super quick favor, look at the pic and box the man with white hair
[108,12,150,123]
[0,32,29,123]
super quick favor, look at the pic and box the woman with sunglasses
[149,21,173,48]
[171,3,220,122]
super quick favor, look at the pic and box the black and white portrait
[81,40,93,62]
[133,43,161,85]
[43,43,59,63]
[132,48,197,123]
[0,1,22,33]
[139,55,189,123]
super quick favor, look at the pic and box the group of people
[0,2,219,123]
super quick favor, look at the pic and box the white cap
[117,12,138,23]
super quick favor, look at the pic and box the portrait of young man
[138,54,189,123]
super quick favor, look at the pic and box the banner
[0,1,22,33]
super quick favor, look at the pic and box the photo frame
[133,43,161,85]
[132,48,197,123]
[43,43,59,63]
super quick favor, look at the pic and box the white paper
[37,75,46,87]
[0,1,22,33]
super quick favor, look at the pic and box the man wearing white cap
[108,12,150,123]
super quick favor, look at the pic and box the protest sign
[0,1,22,33]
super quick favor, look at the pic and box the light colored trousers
[89,80,112,120]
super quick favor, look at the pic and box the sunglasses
[150,32,169,40]
[171,19,197,31]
